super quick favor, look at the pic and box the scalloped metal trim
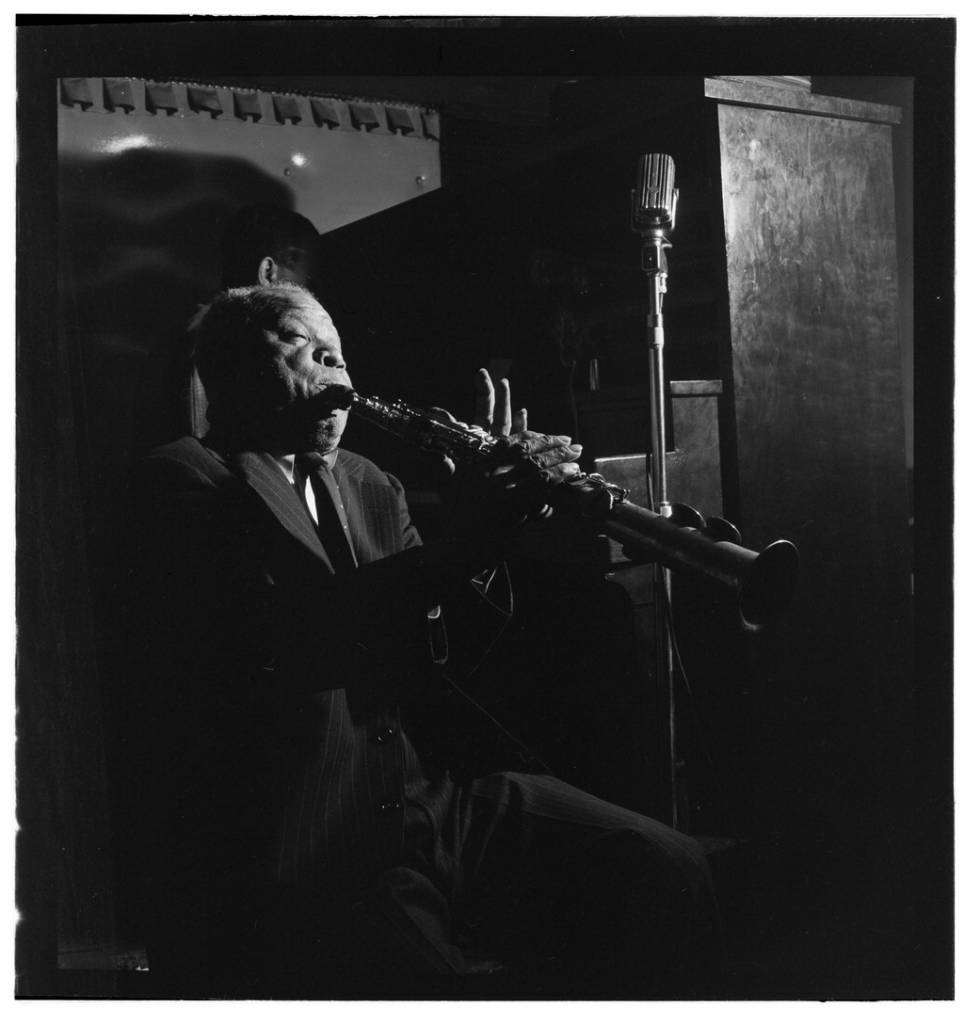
[59,77,441,139]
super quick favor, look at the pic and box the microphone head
[632,153,677,232]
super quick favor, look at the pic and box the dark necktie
[294,454,357,574]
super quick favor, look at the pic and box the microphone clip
[640,233,672,275]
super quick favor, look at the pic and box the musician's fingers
[510,432,582,468]
[428,405,458,425]
[472,368,496,431]
[507,455,581,491]
[538,460,584,484]
[529,448,582,473]
[509,430,573,449]
[492,377,512,437]
[511,407,528,433]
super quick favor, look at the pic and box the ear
[257,257,278,285]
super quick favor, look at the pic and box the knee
[590,827,715,917]
[560,830,720,996]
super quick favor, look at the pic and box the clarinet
[316,386,798,629]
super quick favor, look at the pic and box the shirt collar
[270,449,339,484]
[272,453,297,485]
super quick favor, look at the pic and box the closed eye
[280,330,309,345]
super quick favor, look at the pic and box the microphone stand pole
[638,216,683,830]
[642,235,672,521]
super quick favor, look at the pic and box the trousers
[145,771,719,998]
[331,771,721,998]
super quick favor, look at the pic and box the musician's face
[256,291,352,454]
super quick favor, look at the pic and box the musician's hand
[449,429,583,543]
[503,430,583,483]
[426,406,489,476]
[432,370,581,515]
[473,368,527,436]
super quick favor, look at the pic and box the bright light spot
[97,134,154,155]
[291,152,308,168]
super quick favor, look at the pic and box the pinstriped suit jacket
[137,435,456,900]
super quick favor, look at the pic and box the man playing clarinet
[133,281,719,998]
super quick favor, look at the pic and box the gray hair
[191,282,315,426]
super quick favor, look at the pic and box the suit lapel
[335,467,375,566]
[230,448,336,573]
[333,458,397,566]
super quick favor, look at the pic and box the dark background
[17,16,955,999]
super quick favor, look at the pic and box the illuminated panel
[58,77,441,233]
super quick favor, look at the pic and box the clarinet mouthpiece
[311,385,357,412]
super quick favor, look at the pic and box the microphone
[632,153,678,234]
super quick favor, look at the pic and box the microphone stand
[641,232,672,522]
[633,159,683,829]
